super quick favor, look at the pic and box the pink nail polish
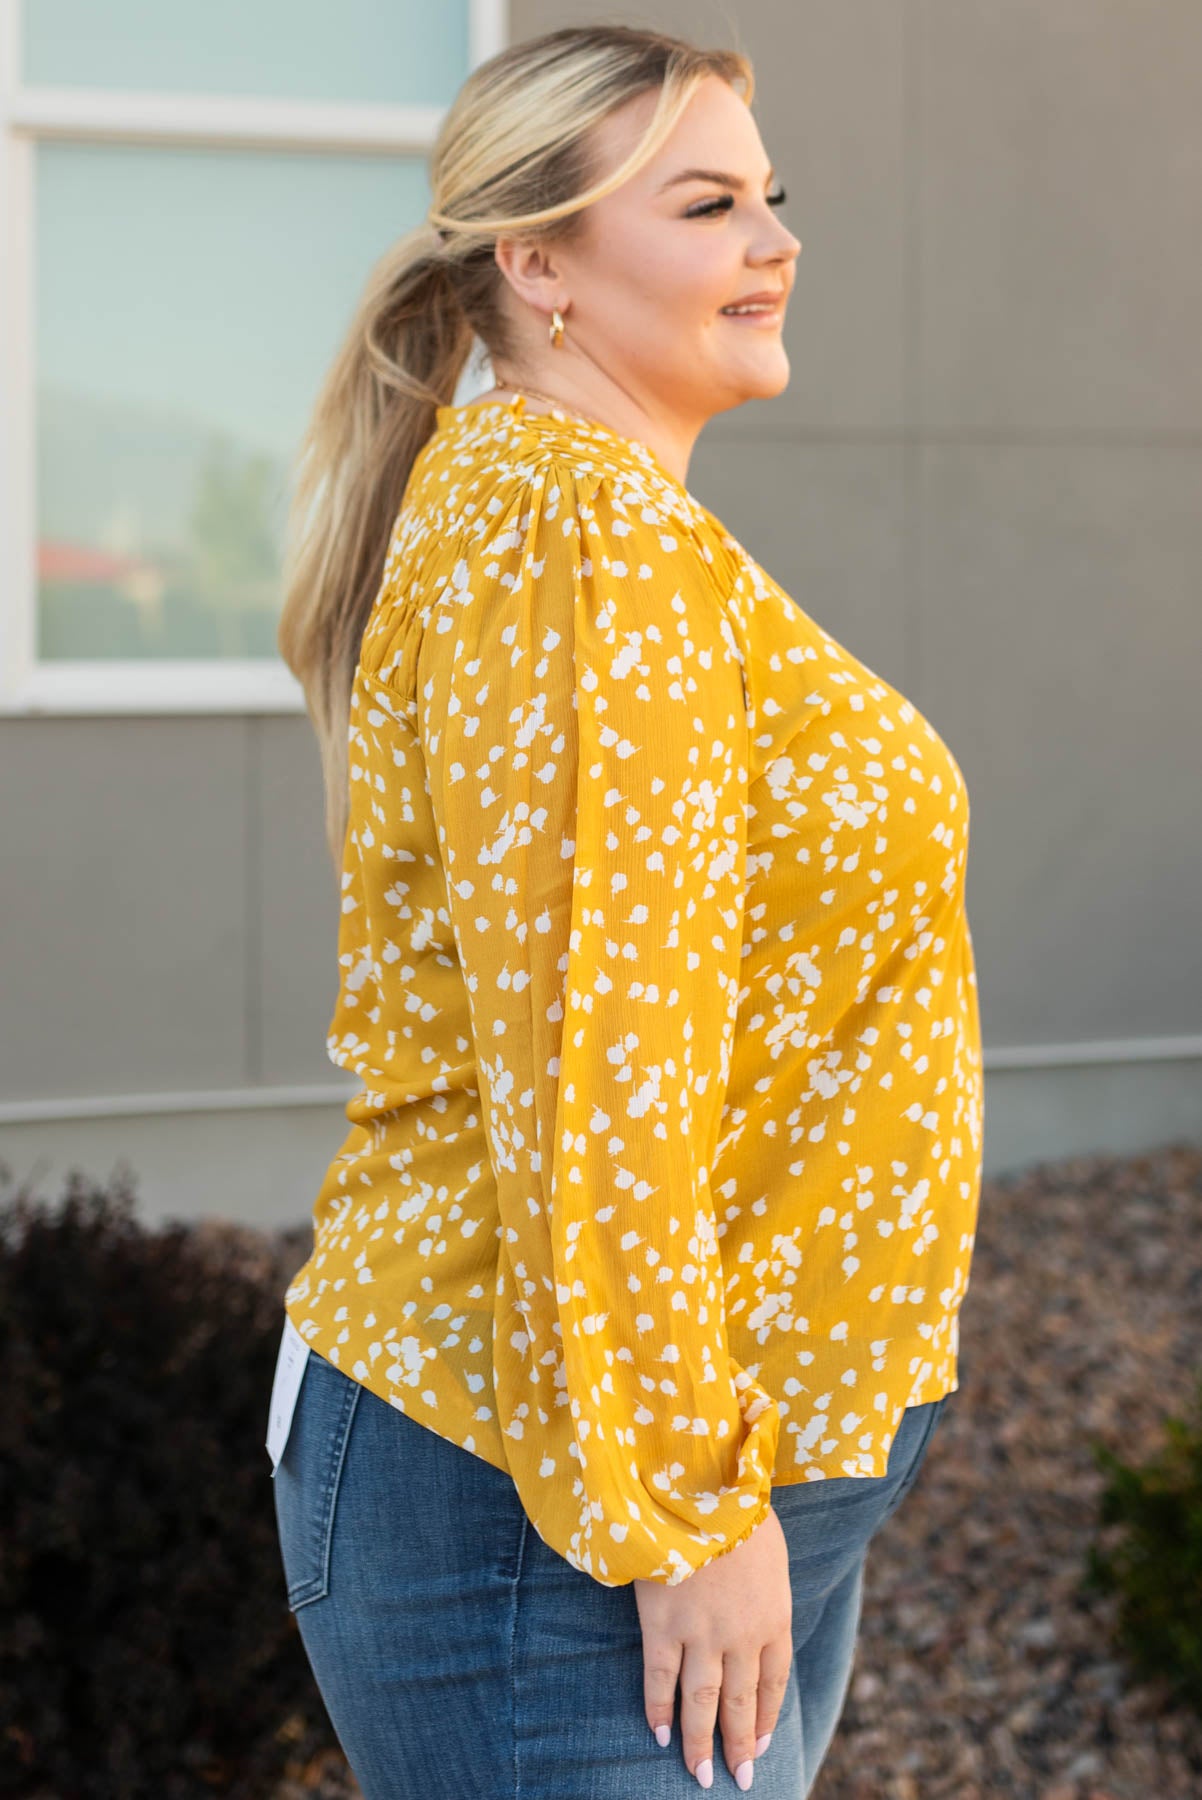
[736,1758,755,1790]
[755,1732,772,1756]
[654,1723,670,1747]
[695,1758,713,1789]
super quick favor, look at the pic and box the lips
[720,291,786,314]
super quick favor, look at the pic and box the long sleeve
[416,464,781,1585]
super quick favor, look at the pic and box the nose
[755,204,801,264]
[754,227,801,274]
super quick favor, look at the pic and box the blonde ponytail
[277,24,753,868]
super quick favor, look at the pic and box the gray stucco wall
[2,0,1199,1227]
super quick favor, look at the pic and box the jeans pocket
[273,1350,361,1612]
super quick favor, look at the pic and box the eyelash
[685,184,788,219]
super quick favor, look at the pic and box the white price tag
[266,1313,311,1474]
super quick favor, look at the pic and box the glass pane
[36,140,431,661]
[21,0,470,108]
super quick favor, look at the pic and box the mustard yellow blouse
[284,392,984,1587]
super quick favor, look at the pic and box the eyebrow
[657,166,776,194]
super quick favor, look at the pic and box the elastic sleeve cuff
[660,1491,775,1587]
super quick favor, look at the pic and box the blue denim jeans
[272,1342,951,1798]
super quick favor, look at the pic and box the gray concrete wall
[2,0,1199,1227]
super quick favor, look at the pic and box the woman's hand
[633,1506,793,1790]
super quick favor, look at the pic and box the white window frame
[0,0,507,715]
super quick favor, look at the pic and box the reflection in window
[35,140,430,661]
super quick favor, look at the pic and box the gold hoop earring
[549,308,565,349]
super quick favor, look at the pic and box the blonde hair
[276,23,754,868]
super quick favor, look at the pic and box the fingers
[750,1634,793,1763]
[679,1644,724,1788]
[670,1635,792,1791]
[643,1636,683,1751]
[717,1647,762,1790]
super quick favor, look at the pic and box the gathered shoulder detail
[358,399,747,698]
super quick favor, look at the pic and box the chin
[691,357,791,423]
[734,359,792,404]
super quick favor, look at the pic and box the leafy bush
[1085,1373,1202,1715]
[0,1163,339,1798]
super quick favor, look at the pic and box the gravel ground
[267,1140,1202,1800]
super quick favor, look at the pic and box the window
[0,0,506,713]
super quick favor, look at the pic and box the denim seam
[319,1379,361,1596]
[287,1370,360,1609]
[508,1507,530,1800]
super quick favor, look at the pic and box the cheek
[669,239,744,320]
[624,230,732,321]
[584,230,739,352]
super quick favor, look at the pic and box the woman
[271,23,983,1799]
